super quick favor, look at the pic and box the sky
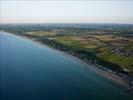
[0,0,133,24]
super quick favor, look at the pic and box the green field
[100,52,133,72]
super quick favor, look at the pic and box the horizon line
[0,22,133,25]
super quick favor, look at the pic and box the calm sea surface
[0,31,133,100]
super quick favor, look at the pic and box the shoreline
[1,31,131,89]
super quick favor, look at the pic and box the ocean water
[0,31,132,100]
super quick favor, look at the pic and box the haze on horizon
[0,0,133,24]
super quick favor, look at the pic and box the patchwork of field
[54,36,103,50]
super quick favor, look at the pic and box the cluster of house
[110,45,133,57]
